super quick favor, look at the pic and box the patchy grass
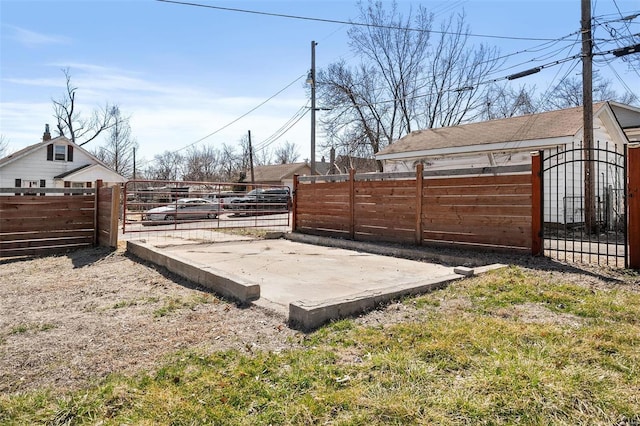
[8,323,56,335]
[2,266,639,425]
[221,227,271,239]
[152,294,216,318]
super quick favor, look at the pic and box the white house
[0,125,126,195]
[375,102,640,225]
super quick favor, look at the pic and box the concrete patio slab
[127,236,503,330]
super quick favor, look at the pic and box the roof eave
[54,164,127,182]
[376,136,575,161]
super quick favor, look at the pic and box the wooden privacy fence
[293,164,534,252]
[0,181,120,258]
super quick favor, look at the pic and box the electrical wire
[331,30,582,105]
[171,75,305,154]
[334,53,583,110]
[138,74,306,168]
[254,107,310,154]
[156,0,564,42]
[253,103,309,152]
[606,61,639,100]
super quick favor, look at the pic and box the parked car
[143,198,221,222]
[206,192,242,210]
[227,188,291,212]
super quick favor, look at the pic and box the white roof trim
[597,102,634,143]
[54,164,127,182]
[376,136,574,161]
[608,100,640,115]
[0,135,111,170]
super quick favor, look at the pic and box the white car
[143,198,221,222]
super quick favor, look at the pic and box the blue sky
[1,0,638,169]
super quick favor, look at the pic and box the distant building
[0,124,126,194]
[376,102,640,173]
[316,148,379,175]
[246,162,312,191]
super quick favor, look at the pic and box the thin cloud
[6,25,70,47]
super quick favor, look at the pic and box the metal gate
[121,180,292,240]
[541,141,627,267]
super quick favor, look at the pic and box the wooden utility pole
[310,40,317,175]
[582,0,597,232]
[248,130,255,185]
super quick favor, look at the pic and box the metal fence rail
[122,180,292,239]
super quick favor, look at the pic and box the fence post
[292,174,299,232]
[94,180,103,246]
[349,168,355,240]
[415,163,424,246]
[531,152,543,256]
[628,143,640,269]
[108,185,120,248]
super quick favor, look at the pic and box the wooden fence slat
[422,230,531,249]
[0,229,95,242]
[422,214,531,227]
[1,235,94,250]
[422,194,532,206]
[0,207,95,220]
[424,174,531,187]
[422,204,531,217]
[1,243,94,258]
[425,185,532,196]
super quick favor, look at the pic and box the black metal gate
[541,141,627,267]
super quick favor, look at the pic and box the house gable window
[47,144,73,162]
[54,145,66,161]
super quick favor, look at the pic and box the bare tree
[52,68,117,146]
[317,1,502,168]
[546,75,638,110]
[417,13,501,128]
[218,143,244,182]
[252,146,273,166]
[145,151,183,181]
[482,84,538,120]
[93,107,138,178]
[318,61,389,170]
[182,145,221,181]
[0,135,8,158]
[273,141,300,164]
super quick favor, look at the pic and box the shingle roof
[0,136,67,167]
[376,103,608,157]
[54,164,92,179]
[250,162,311,182]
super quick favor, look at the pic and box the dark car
[228,188,291,212]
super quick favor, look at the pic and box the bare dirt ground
[1,242,638,396]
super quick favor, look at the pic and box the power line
[138,74,306,168]
[254,107,310,153]
[253,103,309,152]
[329,54,583,111]
[156,0,564,42]
[172,74,304,154]
[334,30,582,105]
